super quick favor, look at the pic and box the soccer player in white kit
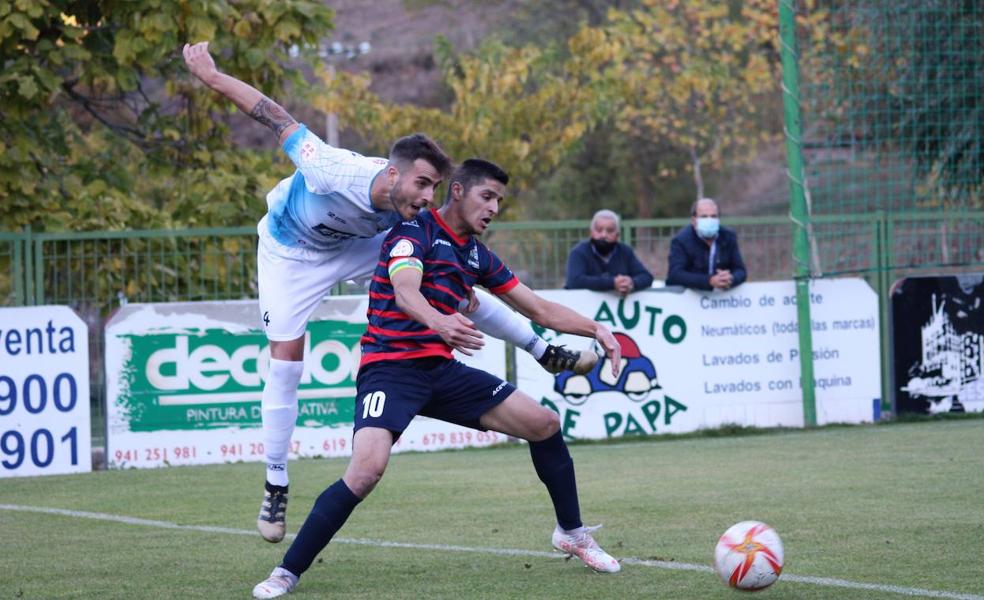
[182,41,597,543]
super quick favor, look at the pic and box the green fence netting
[798,0,983,278]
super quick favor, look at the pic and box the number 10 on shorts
[362,391,386,418]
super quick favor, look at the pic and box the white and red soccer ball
[714,521,784,591]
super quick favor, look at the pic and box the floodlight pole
[779,0,817,426]
[320,41,371,146]
[326,64,339,146]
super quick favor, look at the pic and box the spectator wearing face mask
[666,198,747,291]
[565,209,654,296]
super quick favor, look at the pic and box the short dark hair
[445,158,509,203]
[389,133,453,178]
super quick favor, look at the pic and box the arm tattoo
[249,97,296,137]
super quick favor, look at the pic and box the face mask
[591,238,616,255]
[696,217,720,239]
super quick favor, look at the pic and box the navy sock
[281,479,362,577]
[529,431,582,531]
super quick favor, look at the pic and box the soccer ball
[713,521,784,590]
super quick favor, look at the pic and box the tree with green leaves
[0,0,334,232]
[0,0,334,311]
[811,0,983,209]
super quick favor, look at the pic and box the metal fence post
[779,0,817,426]
[11,232,25,306]
[23,226,35,305]
[878,211,893,413]
[32,232,44,305]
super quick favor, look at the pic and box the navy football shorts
[354,357,517,436]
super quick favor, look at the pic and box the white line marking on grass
[2,504,981,600]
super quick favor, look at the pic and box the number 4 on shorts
[362,391,386,419]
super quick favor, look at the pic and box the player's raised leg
[479,390,621,573]
[464,289,598,374]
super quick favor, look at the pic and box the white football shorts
[257,215,388,341]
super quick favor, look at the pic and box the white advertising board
[0,306,91,478]
[104,297,506,468]
[518,279,881,440]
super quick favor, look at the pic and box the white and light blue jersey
[264,124,400,251]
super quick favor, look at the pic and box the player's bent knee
[344,464,387,498]
[529,409,561,442]
[345,428,393,497]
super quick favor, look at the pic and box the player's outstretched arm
[183,41,299,145]
[390,268,485,355]
[498,282,622,377]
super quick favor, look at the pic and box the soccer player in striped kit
[252,159,623,599]
[182,42,597,544]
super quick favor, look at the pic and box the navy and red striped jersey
[360,209,519,367]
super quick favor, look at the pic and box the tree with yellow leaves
[312,31,622,215]
[600,0,781,200]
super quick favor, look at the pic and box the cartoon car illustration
[553,332,660,405]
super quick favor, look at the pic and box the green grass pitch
[1,418,982,599]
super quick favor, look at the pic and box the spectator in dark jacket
[565,209,654,296]
[666,198,747,291]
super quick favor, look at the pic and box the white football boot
[551,524,621,573]
[252,568,297,599]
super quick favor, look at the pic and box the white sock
[464,289,549,359]
[262,358,304,487]
[528,337,549,360]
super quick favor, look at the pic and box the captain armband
[388,256,423,278]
